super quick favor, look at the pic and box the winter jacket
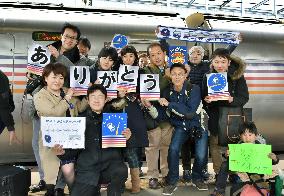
[201,55,249,135]
[188,61,210,88]
[149,81,201,132]
[0,70,15,131]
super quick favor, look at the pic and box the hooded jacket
[201,55,249,135]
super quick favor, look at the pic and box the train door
[0,33,34,163]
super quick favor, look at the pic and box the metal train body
[0,5,283,163]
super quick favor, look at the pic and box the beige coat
[34,87,88,184]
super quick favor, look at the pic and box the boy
[210,121,279,196]
[55,84,131,196]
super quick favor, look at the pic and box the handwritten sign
[207,73,230,101]
[168,46,188,66]
[27,43,51,75]
[41,117,86,149]
[117,65,139,92]
[229,144,272,175]
[102,113,127,148]
[97,71,117,98]
[70,66,90,95]
[140,74,160,100]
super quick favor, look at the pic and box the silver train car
[0,4,283,163]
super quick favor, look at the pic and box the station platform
[28,156,284,196]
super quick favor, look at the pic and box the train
[0,2,283,163]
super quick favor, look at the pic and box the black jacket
[60,107,125,186]
[0,70,15,132]
[188,61,210,89]
[201,55,249,135]
[50,41,80,64]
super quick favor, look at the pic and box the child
[210,121,279,196]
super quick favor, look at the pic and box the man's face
[170,67,187,87]
[212,55,230,73]
[61,28,78,51]
[189,49,203,65]
[148,46,166,67]
[77,42,90,57]
[240,130,256,143]
[87,90,106,113]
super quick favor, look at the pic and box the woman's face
[122,53,135,66]
[99,56,114,70]
[45,72,64,91]
[212,55,230,73]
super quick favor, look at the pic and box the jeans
[32,118,44,180]
[192,128,208,182]
[215,161,229,193]
[167,127,208,185]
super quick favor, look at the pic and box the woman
[201,48,249,176]
[113,45,149,193]
[34,62,87,195]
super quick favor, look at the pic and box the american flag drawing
[102,113,127,148]
[140,92,160,100]
[27,64,44,75]
[73,87,88,96]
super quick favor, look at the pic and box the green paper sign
[229,144,272,175]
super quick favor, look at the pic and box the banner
[41,117,86,149]
[156,25,240,45]
[140,74,160,100]
[102,113,127,148]
[207,72,230,101]
[97,71,118,98]
[27,43,51,75]
[229,144,272,175]
[70,66,90,95]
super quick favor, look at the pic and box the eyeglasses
[62,34,77,41]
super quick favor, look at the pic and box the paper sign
[70,66,90,95]
[41,117,86,149]
[117,65,139,92]
[102,113,127,148]
[97,71,117,98]
[207,72,230,101]
[168,46,188,66]
[27,43,51,75]
[229,144,272,175]
[140,74,160,100]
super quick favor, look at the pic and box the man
[143,42,173,189]
[181,46,210,182]
[55,84,131,196]
[0,69,21,145]
[143,63,208,195]
[77,36,95,66]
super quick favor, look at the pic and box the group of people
[0,22,280,196]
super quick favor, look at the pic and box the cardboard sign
[97,71,117,98]
[140,74,160,100]
[70,66,90,95]
[207,72,230,101]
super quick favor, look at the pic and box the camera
[191,127,203,139]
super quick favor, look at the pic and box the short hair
[189,46,205,58]
[120,45,139,65]
[61,23,81,40]
[147,42,165,56]
[87,84,107,99]
[41,63,67,86]
[239,121,258,135]
[98,47,118,63]
[211,48,231,61]
[139,53,148,59]
[78,36,91,49]
[170,63,187,73]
